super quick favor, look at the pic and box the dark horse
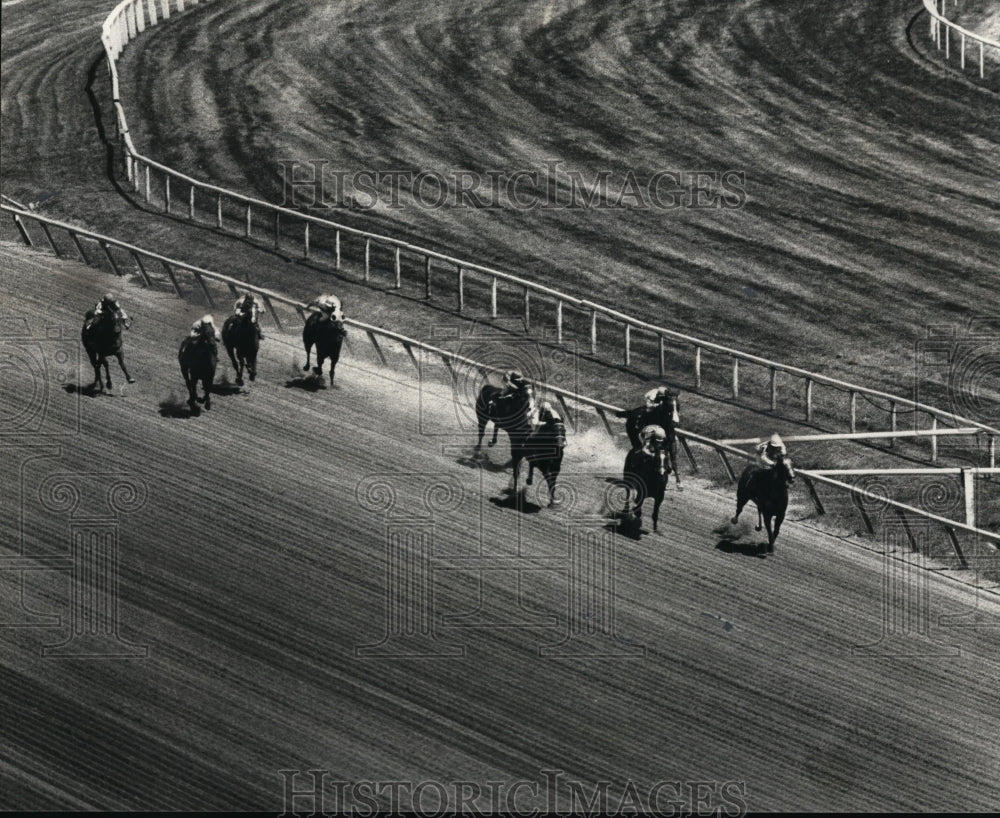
[222,313,259,387]
[81,310,135,391]
[732,455,796,552]
[620,432,670,535]
[615,389,682,489]
[523,407,567,506]
[475,383,534,452]
[302,312,347,385]
[179,332,218,413]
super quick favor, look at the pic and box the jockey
[492,369,535,415]
[639,424,667,455]
[757,432,787,468]
[644,386,680,423]
[189,314,221,344]
[234,292,264,339]
[533,401,567,449]
[307,294,344,323]
[90,292,131,328]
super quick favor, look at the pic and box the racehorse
[620,426,670,535]
[731,455,796,552]
[179,332,218,413]
[81,309,135,391]
[523,408,567,506]
[475,382,534,453]
[616,389,682,488]
[302,311,347,385]
[222,313,259,387]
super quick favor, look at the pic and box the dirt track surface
[3,240,1000,812]
[2,0,1000,812]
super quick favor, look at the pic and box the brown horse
[302,312,347,385]
[81,310,134,390]
[732,455,796,553]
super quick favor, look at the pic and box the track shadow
[490,492,543,514]
[63,382,103,397]
[284,375,327,392]
[212,383,244,397]
[159,396,196,419]
[715,539,768,558]
[458,454,510,473]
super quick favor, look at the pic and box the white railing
[97,0,999,467]
[5,204,999,569]
[924,0,1000,78]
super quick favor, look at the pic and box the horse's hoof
[248,372,256,381]
[126,377,136,384]
[526,476,533,486]
[755,525,763,532]
[487,442,495,448]
[730,517,738,525]
[312,366,322,375]
[302,364,310,372]
[236,378,244,387]
[675,485,683,492]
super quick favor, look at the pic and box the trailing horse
[616,390,682,489]
[523,407,567,506]
[621,432,670,535]
[81,309,135,391]
[222,313,259,387]
[302,312,347,385]
[731,455,796,553]
[179,333,218,413]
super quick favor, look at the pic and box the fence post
[188,185,195,220]
[590,309,597,355]
[274,211,280,250]
[304,222,310,259]
[491,276,498,318]
[425,257,432,299]
[694,346,702,391]
[523,287,530,330]
[335,229,340,269]
[769,367,777,411]
[731,358,739,400]
[245,203,252,237]
[989,435,996,469]
[457,266,465,312]
[850,391,857,433]
[164,175,170,212]
[889,401,897,447]
[930,415,938,463]
[394,246,401,289]
[962,469,975,528]
[144,164,150,203]
[556,300,563,343]
[805,378,813,422]
[364,238,371,280]
[12,214,32,246]
[624,325,631,367]
[216,193,222,228]
[658,335,665,377]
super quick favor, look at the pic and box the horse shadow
[284,374,329,392]
[63,383,102,397]
[212,382,244,397]
[158,396,196,419]
[457,453,510,474]
[489,491,544,514]
[714,539,769,558]
[603,513,646,541]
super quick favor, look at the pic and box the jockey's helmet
[640,424,667,445]
[768,432,784,449]
[102,292,118,306]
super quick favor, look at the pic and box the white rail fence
[96,0,1000,469]
[4,205,999,571]
[924,0,1000,78]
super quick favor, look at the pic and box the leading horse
[179,332,218,413]
[523,407,567,506]
[302,311,347,385]
[475,382,534,454]
[732,455,796,553]
[81,309,135,391]
[616,389,682,489]
[222,313,259,387]
[620,426,670,535]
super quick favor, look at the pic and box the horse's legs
[313,351,325,377]
[762,514,775,552]
[227,346,243,386]
[544,465,559,506]
[769,512,784,552]
[670,441,682,489]
[303,339,313,372]
[652,488,664,532]
[755,508,763,532]
[202,375,212,410]
[114,351,135,384]
[489,426,499,447]
[101,358,111,390]
[731,494,748,526]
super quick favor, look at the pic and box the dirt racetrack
[2,0,1000,813]
[2,239,1000,812]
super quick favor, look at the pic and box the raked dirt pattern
[2,0,1000,812]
